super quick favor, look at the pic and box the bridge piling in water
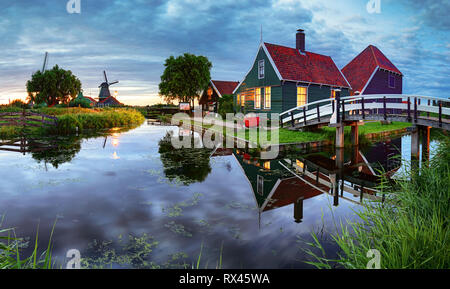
[335,124,345,148]
[411,126,420,160]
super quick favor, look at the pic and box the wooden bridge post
[335,124,344,148]
[414,97,418,123]
[294,197,304,223]
[351,124,359,146]
[439,101,442,127]
[336,93,340,123]
[407,97,411,122]
[411,126,420,161]
[303,107,307,126]
[421,126,431,164]
[361,97,365,119]
[290,111,295,128]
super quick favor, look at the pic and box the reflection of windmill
[98,71,119,102]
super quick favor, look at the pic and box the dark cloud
[399,0,450,30]
[0,0,448,104]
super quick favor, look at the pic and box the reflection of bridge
[280,94,449,158]
[233,139,401,225]
[0,137,55,155]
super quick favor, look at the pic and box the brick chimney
[296,29,305,52]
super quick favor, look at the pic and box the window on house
[257,175,264,195]
[297,86,307,107]
[241,92,245,107]
[331,89,336,98]
[258,60,265,79]
[264,87,271,109]
[264,161,271,170]
[389,74,395,88]
[207,87,213,100]
[255,88,261,109]
[236,94,240,106]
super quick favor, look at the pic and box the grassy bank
[51,108,145,135]
[306,137,450,269]
[0,107,145,138]
[188,120,412,145]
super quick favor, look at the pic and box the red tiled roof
[99,96,122,105]
[264,42,350,88]
[263,176,325,212]
[341,45,402,93]
[211,80,239,97]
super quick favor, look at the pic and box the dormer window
[258,60,265,79]
[388,74,395,88]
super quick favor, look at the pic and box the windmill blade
[42,52,49,73]
[109,81,119,85]
[103,71,108,83]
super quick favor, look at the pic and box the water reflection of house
[199,80,239,113]
[233,150,328,223]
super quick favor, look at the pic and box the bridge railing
[280,94,450,128]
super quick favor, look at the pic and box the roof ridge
[264,42,332,58]
[212,80,239,83]
[369,45,380,67]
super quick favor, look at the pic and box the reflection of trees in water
[158,132,212,185]
[30,136,82,169]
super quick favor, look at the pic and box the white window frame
[297,86,308,107]
[258,59,265,79]
[254,88,261,109]
[264,86,271,109]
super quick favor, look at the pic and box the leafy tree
[158,132,212,185]
[26,65,82,106]
[217,94,234,118]
[159,53,212,109]
[69,97,91,108]
[9,99,28,109]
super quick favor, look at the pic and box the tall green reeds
[0,221,57,269]
[305,137,450,269]
[52,108,145,135]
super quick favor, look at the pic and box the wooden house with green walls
[233,29,351,116]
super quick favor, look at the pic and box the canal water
[0,122,439,268]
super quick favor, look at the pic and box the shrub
[52,108,145,135]
[69,98,91,108]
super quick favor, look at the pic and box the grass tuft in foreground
[0,220,57,269]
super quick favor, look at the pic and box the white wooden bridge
[280,94,449,155]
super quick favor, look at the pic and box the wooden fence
[0,110,58,128]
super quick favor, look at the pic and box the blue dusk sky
[0,0,448,105]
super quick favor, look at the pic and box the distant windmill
[98,70,119,102]
[42,52,49,73]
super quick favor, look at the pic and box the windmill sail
[42,52,49,73]
[98,71,119,102]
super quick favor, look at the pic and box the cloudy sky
[0,0,448,105]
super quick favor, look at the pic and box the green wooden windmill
[98,71,119,102]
